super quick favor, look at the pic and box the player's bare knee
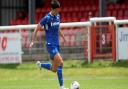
[59,60,63,66]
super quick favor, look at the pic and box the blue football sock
[57,66,63,86]
[41,63,52,70]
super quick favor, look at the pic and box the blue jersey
[40,12,60,46]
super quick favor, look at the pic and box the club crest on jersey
[51,22,59,26]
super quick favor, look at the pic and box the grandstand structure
[7,0,128,25]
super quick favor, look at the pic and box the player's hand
[29,41,34,48]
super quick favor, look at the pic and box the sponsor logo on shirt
[51,22,59,26]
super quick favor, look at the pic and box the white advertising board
[0,32,22,64]
[117,28,128,60]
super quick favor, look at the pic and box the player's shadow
[0,64,19,69]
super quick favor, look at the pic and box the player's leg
[36,47,61,72]
[37,53,60,71]
[36,45,54,71]
[36,61,52,70]
[51,60,59,72]
[41,62,52,70]
[51,53,65,89]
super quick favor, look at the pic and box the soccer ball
[70,81,80,89]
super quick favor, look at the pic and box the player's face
[54,8,60,14]
[52,8,60,16]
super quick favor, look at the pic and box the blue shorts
[46,44,60,60]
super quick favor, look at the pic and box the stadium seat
[120,4,126,10]
[74,6,79,12]
[115,4,120,10]
[124,10,128,17]
[22,19,28,25]
[36,8,42,15]
[16,19,23,25]
[111,10,117,17]
[63,7,68,12]
[92,5,97,12]
[10,20,17,25]
[68,7,73,12]
[118,10,123,18]
[85,6,91,12]
[95,11,99,17]
[80,6,85,12]
[107,10,111,16]
[108,4,115,10]
[10,0,128,25]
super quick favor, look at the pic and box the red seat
[95,11,99,17]
[108,4,114,10]
[92,5,97,11]
[124,10,128,17]
[72,18,78,22]
[118,10,123,17]
[124,16,128,19]
[41,8,46,13]
[78,12,82,18]
[36,8,42,14]
[121,4,126,10]
[22,19,28,25]
[74,6,79,12]
[78,0,82,6]
[63,7,68,12]
[80,6,85,12]
[117,16,123,20]
[111,10,117,17]
[107,10,111,16]
[71,12,77,18]
[80,18,87,21]
[10,20,17,25]
[46,7,50,12]
[85,5,91,12]
[115,4,120,10]
[15,19,22,25]
[83,12,87,18]
[68,7,74,12]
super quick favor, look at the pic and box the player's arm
[59,29,66,42]
[29,23,42,47]
[30,15,47,48]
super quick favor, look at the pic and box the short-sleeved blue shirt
[40,12,60,46]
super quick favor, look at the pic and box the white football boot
[36,61,41,70]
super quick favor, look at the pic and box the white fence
[0,18,128,64]
[0,22,91,64]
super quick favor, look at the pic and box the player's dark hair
[51,0,60,9]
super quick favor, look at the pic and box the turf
[0,60,128,89]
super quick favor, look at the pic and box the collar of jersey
[49,12,57,18]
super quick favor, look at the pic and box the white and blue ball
[70,81,80,89]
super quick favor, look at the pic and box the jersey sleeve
[39,16,47,26]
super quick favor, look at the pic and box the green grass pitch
[0,60,128,89]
